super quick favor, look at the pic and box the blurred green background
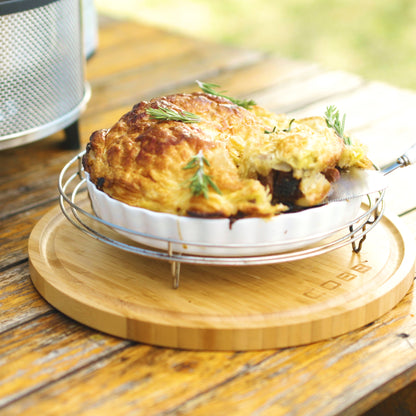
[96,0,416,90]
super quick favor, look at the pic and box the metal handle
[382,142,416,175]
[399,142,416,166]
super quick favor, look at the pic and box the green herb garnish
[283,118,295,132]
[183,150,222,198]
[265,126,277,134]
[324,105,351,145]
[264,119,295,134]
[146,106,201,123]
[196,80,256,109]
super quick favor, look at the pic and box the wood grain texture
[2,288,415,416]
[0,313,129,408]
[0,262,51,332]
[0,203,56,268]
[86,40,263,115]
[28,202,415,350]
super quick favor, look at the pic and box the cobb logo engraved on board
[303,262,372,299]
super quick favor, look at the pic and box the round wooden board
[28,203,415,350]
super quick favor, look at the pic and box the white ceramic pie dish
[85,173,363,257]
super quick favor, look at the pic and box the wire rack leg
[350,198,382,253]
[351,224,367,253]
[168,242,181,289]
[171,261,181,289]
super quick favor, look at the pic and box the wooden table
[1,17,416,415]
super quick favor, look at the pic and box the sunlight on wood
[95,0,416,91]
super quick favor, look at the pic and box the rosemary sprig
[283,118,295,132]
[196,80,256,109]
[324,105,351,145]
[146,106,201,123]
[264,126,277,134]
[264,118,295,134]
[183,150,222,198]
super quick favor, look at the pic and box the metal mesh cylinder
[0,0,90,148]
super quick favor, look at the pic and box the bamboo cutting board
[28,203,415,350]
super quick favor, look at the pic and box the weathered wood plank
[0,203,56,268]
[87,45,263,115]
[0,133,71,181]
[0,262,51,332]
[0,313,129,409]
[171,292,416,416]
[88,26,258,84]
[93,20,163,51]
[251,69,366,114]
[1,287,415,416]
[0,343,274,415]
[196,56,320,97]
[0,166,63,220]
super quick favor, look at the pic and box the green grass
[96,0,416,90]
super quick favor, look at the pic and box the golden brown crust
[83,93,285,218]
[83,92,372,217]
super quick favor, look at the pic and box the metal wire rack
[58,152,385,288]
